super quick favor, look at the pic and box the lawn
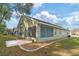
[0,35,79,56]
[0,34,17,56]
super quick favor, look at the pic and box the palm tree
[0,4,12,24]
[16,3,33,15]
[15,3,33,38]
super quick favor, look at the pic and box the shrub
[0,24,6,33]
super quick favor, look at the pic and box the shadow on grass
[37,37,79,56]
[13,37,79,56]
[0,34,17,56]
[21,37,79,56]
[0,36,79,56]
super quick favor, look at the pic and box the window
[40,24,53,38]
[28,26,36,37]
[55,31,56,35]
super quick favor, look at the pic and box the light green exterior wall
[38,27,69,42]
[35,23,40,41]
[17,15,69,42]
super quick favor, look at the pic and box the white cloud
[33,3,43,8]
[40,11,57,19]
[68,3,79,6]
[32,11,79,29]
[65,11,79,26]
[33,11,69,28]
[6,11,19,29]
[6,18,18,29]
[33,11,58,23]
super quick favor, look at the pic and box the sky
[6,3,79,30]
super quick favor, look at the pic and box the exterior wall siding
[17,15,69,42]
[40,24,53,38]
[38,26,68,42]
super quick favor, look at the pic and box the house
[17,15,69,42]
[70,29,79,36]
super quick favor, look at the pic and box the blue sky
[6,3,79,29]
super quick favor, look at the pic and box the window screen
[40,24,53,38]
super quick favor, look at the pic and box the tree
[15,3,33,15]
[0,4,12,24]
[0,24,6,33]
[15,3,33,38]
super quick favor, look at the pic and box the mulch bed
[20,42,48,50]
[19,38,65,50]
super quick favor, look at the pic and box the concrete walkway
[71,35,79,37]
[6,40,32,47]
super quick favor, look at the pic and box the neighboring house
[70,29,79,36]
[17,15,69,42]
[5,28,13,34]
[5,28,16,35]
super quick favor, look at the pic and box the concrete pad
[6,40,32,47]
[71,35,79,37]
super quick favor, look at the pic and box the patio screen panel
[40,24,53,38]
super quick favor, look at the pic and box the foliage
[0,24,6,33]
[15,3,33,15]
[0,4,12,23]
[0,34,17,56]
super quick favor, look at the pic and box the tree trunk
[0,17,4,24]
[0,18,3,24]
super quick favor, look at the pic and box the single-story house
[17,15,69,42]
[70,29,79,36]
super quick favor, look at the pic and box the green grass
[0,34,18,56]
[0,34,16,46]
[0,35,79,56]
[59,37,79,49]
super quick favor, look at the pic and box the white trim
[38,21,67,30]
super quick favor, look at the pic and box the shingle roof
[22,15,69,31]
